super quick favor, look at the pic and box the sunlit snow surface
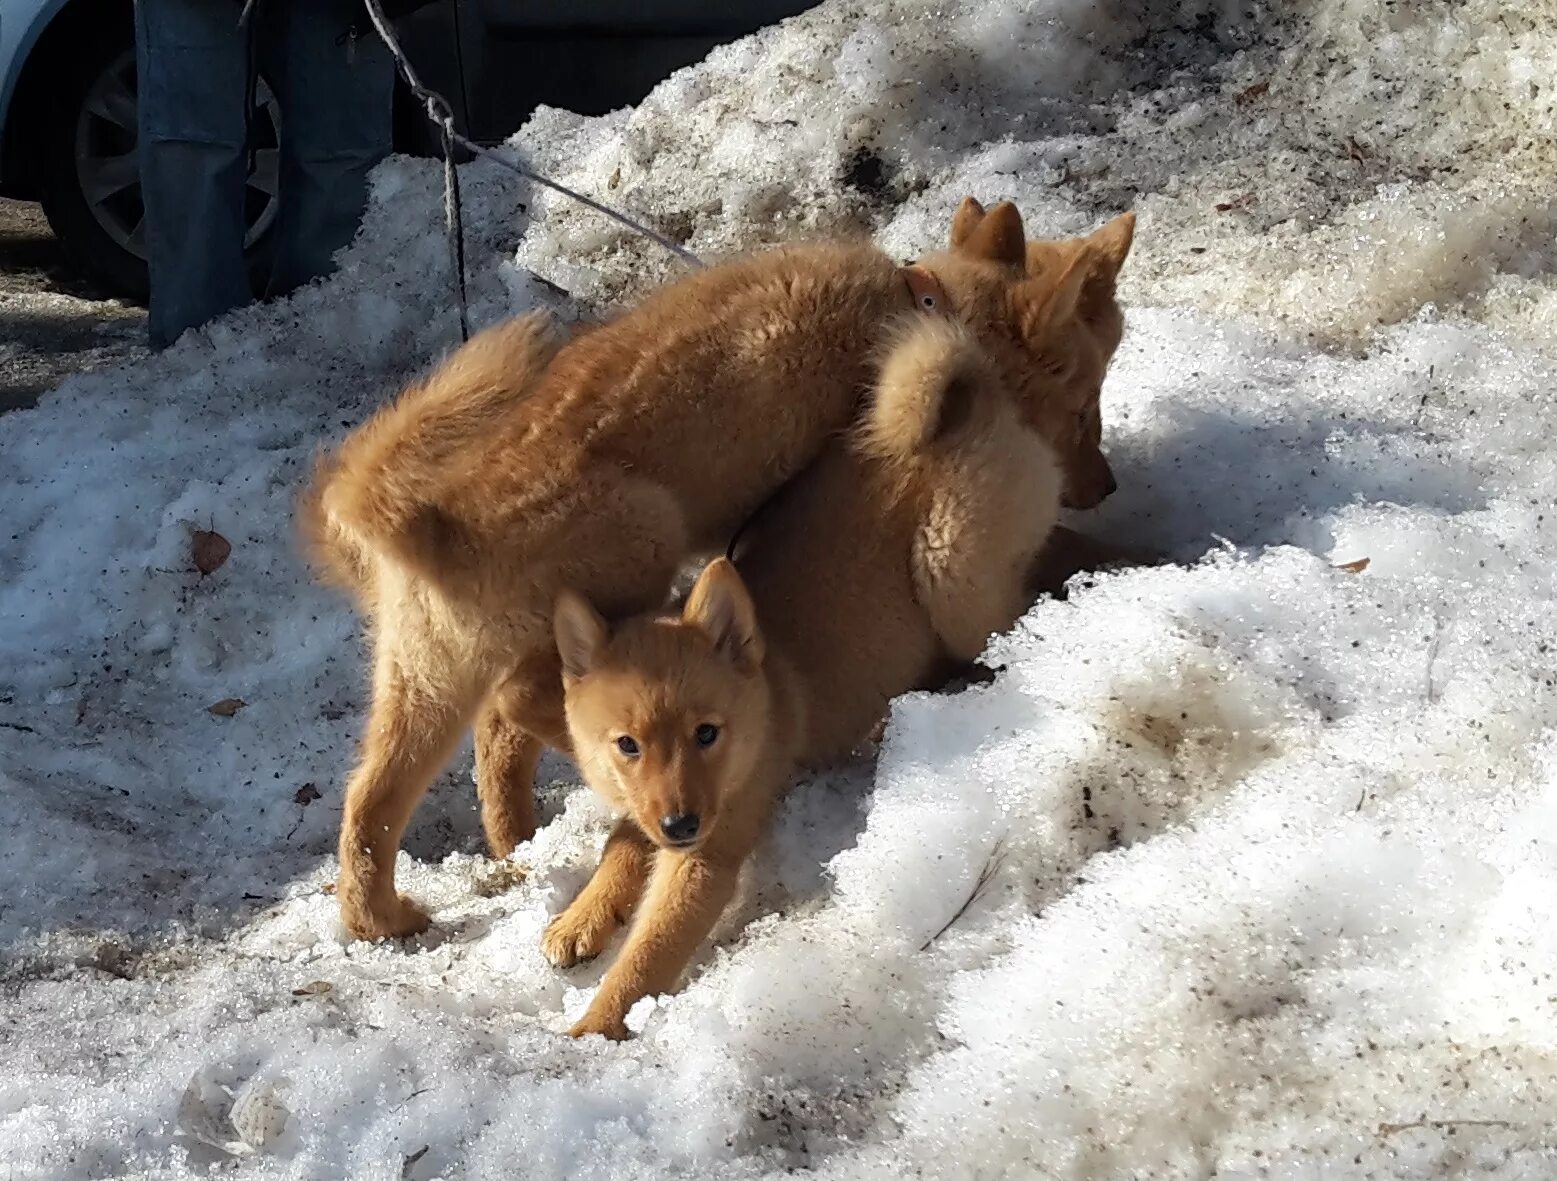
[4,1,1557,1176]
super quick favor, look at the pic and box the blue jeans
[135,0,393,348]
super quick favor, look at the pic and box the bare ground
[0,198,146,413]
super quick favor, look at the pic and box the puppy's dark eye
[694,724,720,748]
[616,735,641,757]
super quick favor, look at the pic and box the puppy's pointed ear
[955,200,1026,268]
[950,196,986,248]
[555,590,608,679]
[1086,211,1135,279]
[1027,246,1095,335]
[684,558,764,669]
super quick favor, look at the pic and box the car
[0,0,818,300]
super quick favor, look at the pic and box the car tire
[37,28,283,304]
[37,28,149,300]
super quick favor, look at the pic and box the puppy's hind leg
[337,640,485,940]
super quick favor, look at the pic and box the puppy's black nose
[1103,469,1119,497]
[660,813,700,844]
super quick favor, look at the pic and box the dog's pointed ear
[684,558,764,669]
[954,200,1026,268]
[1086,211,1135,278]
[950,197,986,248]
[555,589,608,679]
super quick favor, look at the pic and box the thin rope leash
[357,0,705,341]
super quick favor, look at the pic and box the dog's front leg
[542,818,655,967]
[568,846,743,1040]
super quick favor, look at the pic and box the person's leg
[134,0,251,349]
[260,0,393,297]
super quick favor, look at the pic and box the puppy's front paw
[542,904,618,968]
[341,893,431,941]
[568,1011,630,1041]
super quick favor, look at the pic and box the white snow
[5,0,1557,1176]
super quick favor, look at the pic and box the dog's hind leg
[475,647,571,859]
[337,640,485,940]
[474,706,541,861]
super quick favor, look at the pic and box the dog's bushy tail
[861,243,1099,467]
[298,311,563,596]
[858,318,994,464]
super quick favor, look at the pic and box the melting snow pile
[4,0,1557,1177]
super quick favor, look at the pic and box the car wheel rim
[74,49,283,262]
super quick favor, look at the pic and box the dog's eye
[694,724,720,748]
[616,735,641,758]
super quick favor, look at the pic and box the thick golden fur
[300,197,1133,941]
[547,231,1133,1039]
